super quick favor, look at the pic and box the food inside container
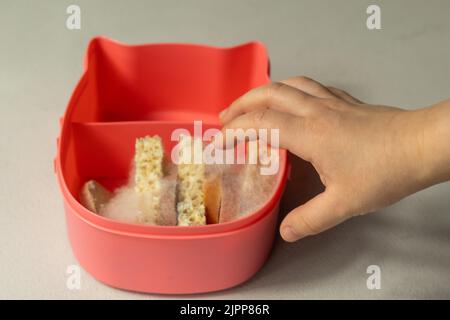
[80,133,279,226]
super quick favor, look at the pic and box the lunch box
[54,37,288,294]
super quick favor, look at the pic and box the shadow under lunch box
[54,37,288,294]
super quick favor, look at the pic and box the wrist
[415,100,450,187]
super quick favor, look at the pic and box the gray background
[1,0,449,299]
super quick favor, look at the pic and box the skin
[219,76,450,242]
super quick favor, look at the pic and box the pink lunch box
[54,37,288,294]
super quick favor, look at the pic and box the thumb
[280,188,350,242]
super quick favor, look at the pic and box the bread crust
[176,135,207,226]
[79,180,112,214]
[203,171,222,224]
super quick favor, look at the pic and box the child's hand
[219,77,450,242]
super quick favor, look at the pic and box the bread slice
[176,135,206,226]
[134,135,164,194]
[156,162,178,226]
[218,164,242,223]
[203,168,222,224]
[134,135,164,223]
[219,141,278,222]
[80,180,112,214]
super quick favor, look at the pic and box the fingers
[219,77,363,125]
[219,82,317,124]
[280,188,350,242]
[327,86,363,104]
[281,76,337,99]
[218,108,304,153]
[281,77,363,104]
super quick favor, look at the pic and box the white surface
[0,0,449,299]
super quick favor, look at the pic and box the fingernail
[281,226,299,242]
[219,108,228,119]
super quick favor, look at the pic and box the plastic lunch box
[54,37,288,294]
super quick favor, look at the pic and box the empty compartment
[69,37,270,123]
